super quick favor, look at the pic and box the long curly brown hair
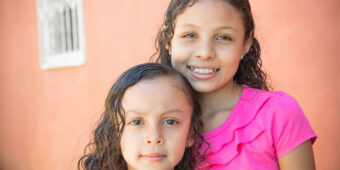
[152,0,270,91]
[78,63,207,170]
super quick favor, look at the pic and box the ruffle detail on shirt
[199,89,271,168]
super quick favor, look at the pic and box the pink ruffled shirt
[197,86,317,170]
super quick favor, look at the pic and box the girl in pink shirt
[153,0,317,169]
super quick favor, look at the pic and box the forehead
[122,76,192,113]
[174,0,244,30]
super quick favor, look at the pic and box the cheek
[170,48,192,73]
[172,122,192,147]
[120,132,129,154]
[217,42,242,55]
[171,40,193,61]
[216,46,242,66]
[166,126,191,163]
[120,128,139,156]
[171,59,184,74]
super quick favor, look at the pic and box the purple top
[197,85,316,170]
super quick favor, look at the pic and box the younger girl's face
[171,0,250,93]
[120,76,193,170]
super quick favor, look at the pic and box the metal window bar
[37,0,85,69]
[38,0,81,55]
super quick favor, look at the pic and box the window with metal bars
[37,0,86,69]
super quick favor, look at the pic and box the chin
[192,85,217,93]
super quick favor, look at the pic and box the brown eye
[129,120,143,125]
[163,119,178,125]
[216,35,232,41]
[183,33,197,39]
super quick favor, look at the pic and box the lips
[188,66,219,74]
[141,153,166,162]
[187,65,219,80]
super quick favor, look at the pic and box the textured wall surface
[0,0,339,169]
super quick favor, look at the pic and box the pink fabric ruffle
[199,87,270,168]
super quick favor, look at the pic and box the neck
[198,81,242,116]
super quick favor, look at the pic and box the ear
[168,47,172,55]
[165,42,171,52]
[242,38,252,56]
[186,137,194,147]
[186,134,194,147]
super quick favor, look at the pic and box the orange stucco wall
[0,0,339,169]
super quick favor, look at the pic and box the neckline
[202,85,249,139]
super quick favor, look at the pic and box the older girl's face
[171,0,250,93]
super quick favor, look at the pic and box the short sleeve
[269,92,317,158]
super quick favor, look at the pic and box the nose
[195,38,216,60]
[144,125,164,145]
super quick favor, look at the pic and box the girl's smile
[171,0,251,93]
[188,65,219,80]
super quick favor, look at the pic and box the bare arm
[278,140,316,170]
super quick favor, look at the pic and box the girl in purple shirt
[153,0,317,169]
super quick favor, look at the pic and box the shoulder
[237,86,316,158]
[270,90,301,109]
[268,90,305,120]
[240,86,310,132]
[242,86,303,116]
[244,86,297,102]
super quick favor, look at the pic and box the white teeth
[189,66,218,74]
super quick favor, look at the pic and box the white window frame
[37,0,86,69]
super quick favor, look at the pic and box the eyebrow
[177,23,198,28]
[124,109,184,115]
[218,25,238,32]
[177,23,238,32]
[162,109,185,115]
